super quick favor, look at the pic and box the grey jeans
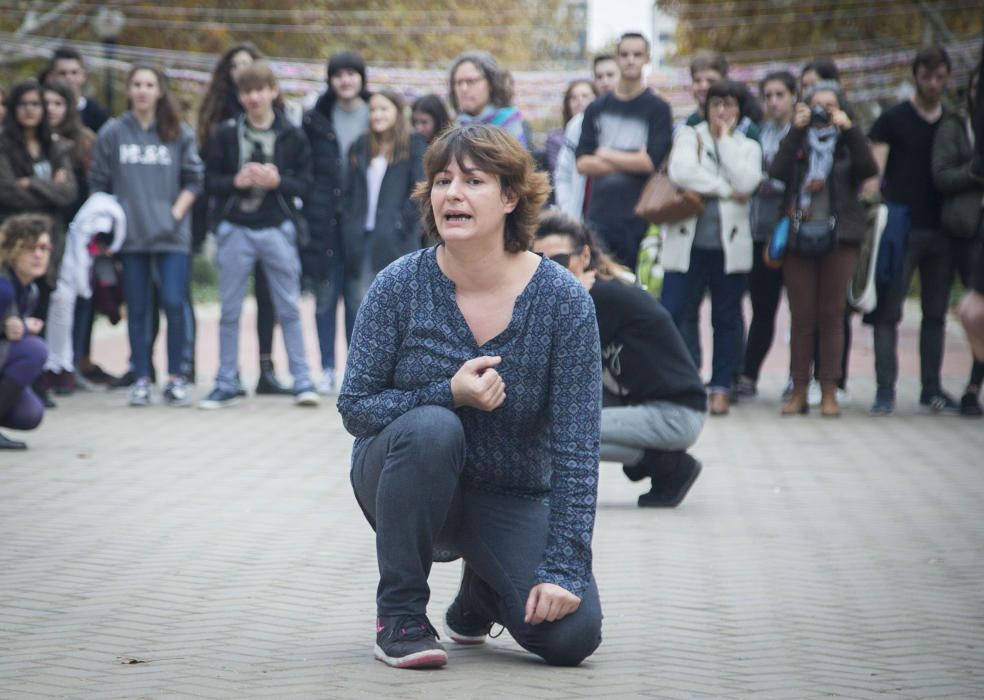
[350,405,603,666]
[600,399,706,466]
[215,220,312,392]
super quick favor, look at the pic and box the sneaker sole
[918,404,959,416]
[198,398,241,410]
[165,397,193,408]
[444,610,488,645]
[294,393,321,407]
[373,644,448,669]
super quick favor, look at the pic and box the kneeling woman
[0,214,53,450]
[337,124,603,669]
[534,212,707,507]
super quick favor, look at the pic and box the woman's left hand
[524,583,581,625]
[831,109,852,131]
[25,318,44,335]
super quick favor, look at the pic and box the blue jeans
[350,405,603,667]
[661,248,747,393]
[120,252,189,379]
[314,254,344,371]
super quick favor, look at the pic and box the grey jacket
[931,113,984,239]
[89,113,203,253]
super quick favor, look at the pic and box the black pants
[743,241,784,382]
[350,405,603,666]
[872,230,952,394]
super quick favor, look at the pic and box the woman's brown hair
[197,42,262,147]
[369,90,410,164]
[448,52,514,113]
[126,65,181,143]
[0,214,52,265]
[562,79,596,125]
[413,124,550,253]
[534,210,630,281]
[43,81,94,171]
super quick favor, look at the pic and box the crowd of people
[2,30,984,669]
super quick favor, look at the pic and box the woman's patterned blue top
[337,245,602,596]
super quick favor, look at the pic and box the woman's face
[532,234,590,277]
[707,95,740,127]
[762,80,794,123]
[431,156,517,246]
[412,111,436,141]
[44,90,68,129]
[567,82,594,118]
[453,61,491,116]
[229,50,255,83]
[128,69,162,114]
[15,89,44,131]
[800,69,821,92]
[809,89,840,115]
[369,94,400,135]
[14,233,52,282]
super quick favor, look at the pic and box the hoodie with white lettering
[90,112,203,253]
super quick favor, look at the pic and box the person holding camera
[769,81,878,416]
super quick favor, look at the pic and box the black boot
[0,378,28,450]
[255,358,290,395]
[634,451,703,508]
[32,374,55,409]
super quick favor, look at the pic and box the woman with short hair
[0,214,54,450]
[338,124,602,670]
[661,80,762,416]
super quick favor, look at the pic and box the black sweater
[590,278,707,412]
[204,112,312,230]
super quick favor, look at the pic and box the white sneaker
[293,386,321,407]
[836,388,851,406]
[317,369,336,395]
[129,379,152,407]
[807,380,821,407]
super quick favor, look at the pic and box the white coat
[662,122,762,274]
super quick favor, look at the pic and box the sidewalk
[1,295,982,698]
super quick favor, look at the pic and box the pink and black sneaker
[374,615,448,669]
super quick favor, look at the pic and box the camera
[810,105,831,126]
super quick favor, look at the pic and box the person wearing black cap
[302,51,371,396]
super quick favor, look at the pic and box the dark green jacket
[931,113,984,238]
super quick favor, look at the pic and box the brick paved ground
[1,297,983,699]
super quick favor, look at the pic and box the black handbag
[791,213,836,257]
[789,158,838,257]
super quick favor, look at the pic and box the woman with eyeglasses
[0,214,55,450]
[0,81,78,239]
[661,80,762,416]
[448,52,530,149]
[533,211,707,508]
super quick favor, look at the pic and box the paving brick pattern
[1,299,982,698]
